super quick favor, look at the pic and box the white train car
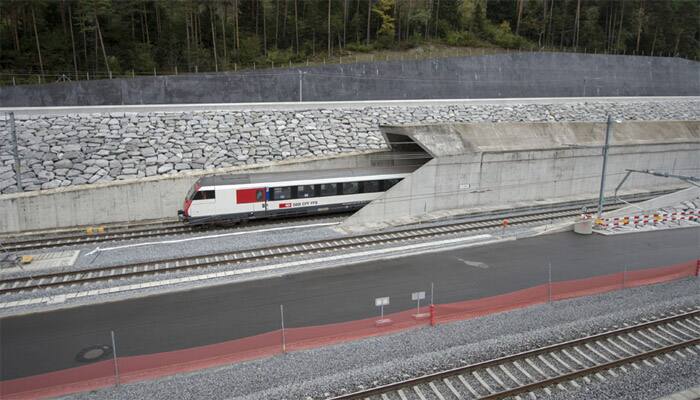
[179,167,412,224]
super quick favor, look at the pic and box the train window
[193,190,215,200]
[256,190,264,202]
[362,180,381,193]
[342,182,359,195]
[297,185,315,198]
[384,179,401,190]
[319,183,338,197]
[186,185,197,200]
[272,187,292,200]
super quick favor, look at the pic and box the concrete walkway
[656,386,700,400]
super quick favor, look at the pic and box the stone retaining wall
[1,99,699,194]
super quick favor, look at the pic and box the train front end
[178,182,200,222]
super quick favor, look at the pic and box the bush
[483,21,533,49]
[265,48,294,65]
[445,31,488,47]
[400,34,424,50]
[345,42,374,52]
[375,34,394,49]
[239,35,262,64]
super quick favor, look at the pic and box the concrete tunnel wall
[1,52,699,107]
[339,120,700,232]
[0,151,395,233]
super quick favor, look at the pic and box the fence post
[110,330,120,387]
[547,261,552,303]
[430,282,434,305]
[298,70,303,102]
[280,304,286,353]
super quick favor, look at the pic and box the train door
[256,188,268,216]
[235,188,267,218]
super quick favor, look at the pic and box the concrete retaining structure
[0,152,393,234]
[2,100,698,234]
[1,53,698,107]
[339,120,700,232]
[2,98,698,195]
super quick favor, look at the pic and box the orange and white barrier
[595,210,700,228]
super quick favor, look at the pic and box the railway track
[0,190,671,253]
[0,214,346,253]
[0,202,638,296]
[330,308,700,400]
[0,222,202,252]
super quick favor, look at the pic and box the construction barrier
[595,210,700,228]
[2,259,698,400]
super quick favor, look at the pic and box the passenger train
[178,167,411,224]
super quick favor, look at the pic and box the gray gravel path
[62,277,700,400]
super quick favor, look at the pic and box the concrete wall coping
[2,96,698,117]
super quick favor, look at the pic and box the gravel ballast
[61,277,700,400]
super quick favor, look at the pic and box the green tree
[373,0,395,46]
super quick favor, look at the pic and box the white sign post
[375,297,390,318]
[412,291,425,314]
[412,291,430,320]
[374,297,392,326]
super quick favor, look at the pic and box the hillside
[0,0,698,86]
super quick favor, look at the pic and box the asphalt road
[1,228,698,380]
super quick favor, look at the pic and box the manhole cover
[75,345,112,362]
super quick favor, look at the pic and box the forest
[0,0,698,84]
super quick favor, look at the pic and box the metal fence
[1,258,697,399]
[1,45,697,87]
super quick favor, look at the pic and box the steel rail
[0,190,673,252]
[0,214,344,252]
[0,224,201,252]
[329,309,700,399]
[481,338,700,399]
[0,205,619,295]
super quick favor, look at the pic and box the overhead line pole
[597,115,614,217]
[9,112,22,191]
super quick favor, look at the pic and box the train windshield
[186,184,198,200]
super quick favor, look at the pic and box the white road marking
[84,222,341,255]
[456,258,489,269]
[1,234,496,310]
